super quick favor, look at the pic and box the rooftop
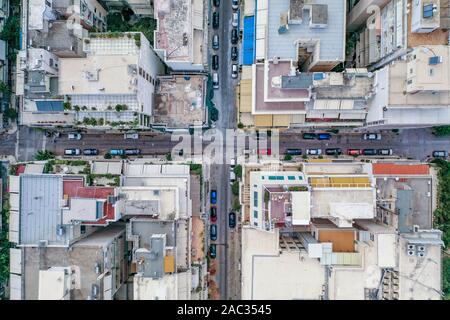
[153,75,206,128]
[254,64,306,114]
[154,0,202,64]
[266,0,345,61]
[372,163,430,175]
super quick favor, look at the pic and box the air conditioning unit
[417,251,426,258]
[407,250,415,256]
[407,244,416,251]
[417,245,426,252]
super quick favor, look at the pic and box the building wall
[137,34,166,116]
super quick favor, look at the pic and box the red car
[210,207,217,222]
[258,148,272,155]
[347,149,362,156]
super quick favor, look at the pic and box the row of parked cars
[285,148,393,156]
[211,0,240,89]
[64,148,141,156]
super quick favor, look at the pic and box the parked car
[212,72,219,89]
[124,133,139,139]
[229,171,236,182]
[212,55,219,70]
[212,34,219,50]
[347,149,362,156]
[325,148,342,156]
[210,224,218,241]
[362,149,377,156]
[317,133,331,140]
[432,150,448,158]
[285,148,302,156]
[212,12,219,29]
[68,132,82,140]
[231,47,238,61]
[302,133,316,140]
[232,0,239,10]
[232,12,238,27]
[231,28,238,44]
[213,0,220,7]
[210,190,217,204]
[231,64,238,79]
[125,149,141,155]
[378,149,393,156]
[210,207,217,222]
[363,133,381,140]
[210,244,217,259]
[64,148,80,156]
[258,148,271,155]
[306,149,322,155]
[229,212,236,228]
[109,149,124,156]
[83,148,99,156]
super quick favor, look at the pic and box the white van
[232,12,238,27]
[212,73,219,89]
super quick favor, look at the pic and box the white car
[124,133,139,139]
[363,133,381,140]
[232,0,239,10]
[232,12,238,27]
[306,149,322,155]
[231,64,238,79]
[212,72,219,89]
[68,132,82,140]
[64,148,81,156]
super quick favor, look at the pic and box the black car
[302,133,316,140]
[213,0,220,7]
[325,148,342,156]
[231,28,238,44]
[362,149,377,156]
[210,244,217,259]
[125,149,141,155]
[212,12,219,29]
[285,148,302,156]
[231,47,238,61]
[212,55,219,70]
[83,148,99,156]
[229,212,236,228]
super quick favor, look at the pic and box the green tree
[233,165,242,178]
[35,150,55,161]
[3,108,17,120]
[237,122,244,129]
[0,16,20,50]
[231,181,239,196]
[433,126,450,137]
[443,258,450,299]
[284,154,293,161]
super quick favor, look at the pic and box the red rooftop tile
[372,163,429,175]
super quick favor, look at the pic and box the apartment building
[237,0,377,129]
[366,45,450,128]
[239,161,443,299]
[119,163,207,300]
[8,173,127,300]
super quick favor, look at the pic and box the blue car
[317,133,331,140]
[210,190,217,204]
[109,149,124,156]
[210,224,217,241]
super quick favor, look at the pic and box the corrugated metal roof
[372,163,430,175]
[267,0,345,60]
[243,16,255,65]
[19,174,73,246]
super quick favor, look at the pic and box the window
[253,191,258,207]
[429,68,434,76]
[139,67,142,76]
[253,210,258,218]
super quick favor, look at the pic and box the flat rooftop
[154,0,193,62]
[153,75,206,128]
[255,64,306,113]
[376,176,432,232]
[267,61,310,100]
[59,55,138,95]
[267,0,345,60]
